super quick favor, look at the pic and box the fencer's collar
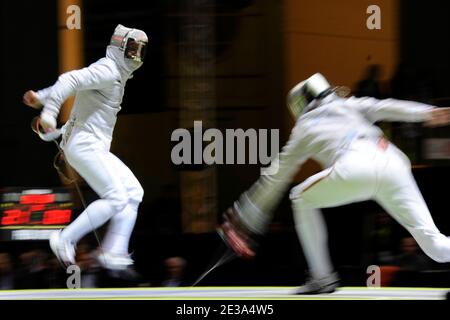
[321,92,338,104]
[304,93,338,113]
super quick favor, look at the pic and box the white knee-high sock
[61,199,117,244]
[293,202,334,280]
[101,201,139,255]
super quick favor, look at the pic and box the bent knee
[104,191,129,213]
[106,185,143,212]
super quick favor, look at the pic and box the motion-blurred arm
[346,96,435,123]
[234,127,313,234]
[35,60,120,130]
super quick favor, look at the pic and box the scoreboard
[0,187,74,241]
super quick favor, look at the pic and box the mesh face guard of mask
[110,25,148,63]
[287,73,332,118]
[124,37,147,62]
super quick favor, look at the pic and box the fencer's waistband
[356,134,384,141]
[60,116,77,147]
[356,135,389,151]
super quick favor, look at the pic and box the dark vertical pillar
[0,0,59,187]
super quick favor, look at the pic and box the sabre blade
[191,249,236,287]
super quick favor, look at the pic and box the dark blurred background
[1,0,450,289]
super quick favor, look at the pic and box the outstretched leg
[376,156,450,263]
[290,148,379,293]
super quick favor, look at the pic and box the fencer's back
[295,94,385,167]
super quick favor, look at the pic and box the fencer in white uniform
[219,73,450,293]
[23,24,148,270]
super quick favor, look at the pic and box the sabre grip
[31,116,62,142]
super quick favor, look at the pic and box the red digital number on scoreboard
[1,209,72,226]
[0,194,72,226]
[1,210,30,225]
[42,210,72,225]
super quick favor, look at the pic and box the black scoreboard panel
[0,187,74,241]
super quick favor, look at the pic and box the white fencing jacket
[36,46,142,146]
[286,94,434,169]
[236,93,435,233]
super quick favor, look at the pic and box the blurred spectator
[46,256,66,288]
[356,65,382,99]
[390,65,436,164]
[390,236,444,287]
[16,250,49,289]
[372,212,397,265]
[161,256,187,287]
[0,253,15,290]
[76,244,101,288]
[396,236,432,271]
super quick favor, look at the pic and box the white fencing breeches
[60,128,144,255]
[290,139,450,279]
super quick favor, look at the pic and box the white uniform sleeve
[233,127,313,233]
[36,60,120,119]
[346,96,435,123]
[34,86,53,106]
